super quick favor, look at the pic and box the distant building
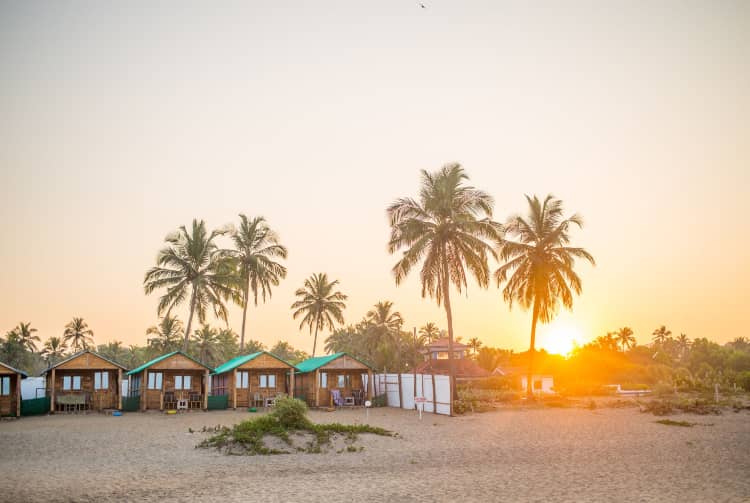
[416,338,489,379]
[494,366,555,394]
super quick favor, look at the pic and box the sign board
[415,397,427,403]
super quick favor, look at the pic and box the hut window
[336,375,345,388]
[259,374,276,388]
[236,371,249,389]
[175,375,192,390]
[147,372,163,390]
[0,376,10,396]
[63,376,82,391]
[94,372,109,390]
[320,372,328,388]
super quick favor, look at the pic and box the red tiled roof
[415,358,489,378]
[425,337,469,351]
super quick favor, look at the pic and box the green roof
[295,352,373,373]
[126,351,211,375]
[0,360,28,377]
[212,351,295,375]
[213,352,262,375]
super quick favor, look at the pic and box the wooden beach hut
[126,351,211,411]
[43,350,127,413]
[211,351,296,409]
[294,353,374,408]
[0,361,27,417]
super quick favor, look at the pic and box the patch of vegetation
[197,397,392,455]
[655,419,694,427]
[641,397,724,416]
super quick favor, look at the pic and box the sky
[1,1,748,355]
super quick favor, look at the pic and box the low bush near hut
[197,397,393,455]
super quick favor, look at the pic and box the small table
[344,396,355,406]
[176,399,188,411]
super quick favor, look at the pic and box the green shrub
[737,371,750,392]
[371,394,387,407]
[272,397,311,429]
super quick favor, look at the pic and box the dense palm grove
[2,164,749,393]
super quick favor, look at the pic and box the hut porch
[211,352,296,409]
[44,351,126,414]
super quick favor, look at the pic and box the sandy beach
[1,405,749,502]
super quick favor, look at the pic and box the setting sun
[537,320,587,357]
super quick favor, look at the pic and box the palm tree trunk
[527,298,540,400]
[240,279,250,352]
[183,289,197,353]
[312,321,319,357]
[441,263,456,416]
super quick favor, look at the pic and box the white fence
[373,373,452,416]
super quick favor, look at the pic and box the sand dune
[1,406,748,502]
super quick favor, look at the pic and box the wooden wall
[0,373,20,416]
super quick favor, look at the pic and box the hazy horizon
[2,1,748,355]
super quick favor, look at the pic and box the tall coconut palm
[63,317,95,352]
[291,273,347,357]
[230,215,288,351]
[143,219,240,352]
[365,301,405,371]
[495,194,594,399]
[652,325,672,346]
[15,322,40,352]
[615,327,635,352]
[388,163,501,410]
[191,325,220,366]
[468,337,482,357]
[146,315,184,353]
[676,333,691,359]
[41,336,67,364]
[419,322,440,344]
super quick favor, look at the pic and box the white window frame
[268,374,276,388]
[236,371,249,389]
[175,375,191,390]
[63,375,82,391]
[0,376,10,396]
[94,371,109,390]
[320,372,327,388]
[147,372,163,390]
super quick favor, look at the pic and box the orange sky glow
[1,2,748,355]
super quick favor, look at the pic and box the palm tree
[495,194,595,399]
[15,322,40,352]
[365,301,405,371]
[191,325,219,365]
[230,215,288,352]
[468,337,482,356]
[388,164,502,410]
[615,327,635,352]
[652,325,672,346]
[63,317,95,352]
[146,315,184,353]
[143,219,240,352]
[676,333,691,359]
[291,273,347,357]
[41,336,67,364]
[419,322,440,344]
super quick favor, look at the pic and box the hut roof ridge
[126,351,212,375]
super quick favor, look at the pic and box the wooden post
[50,368,56,413]
[117,368,123,410]
[290,369,295,399]
[232,369,238,409]
[204,369,209,410]
[397,373,403,409]
[431,373,437,414]
[142,370,148,411]
[16,375,21,417]
[367,370,373,400]
[314,369,320,408]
